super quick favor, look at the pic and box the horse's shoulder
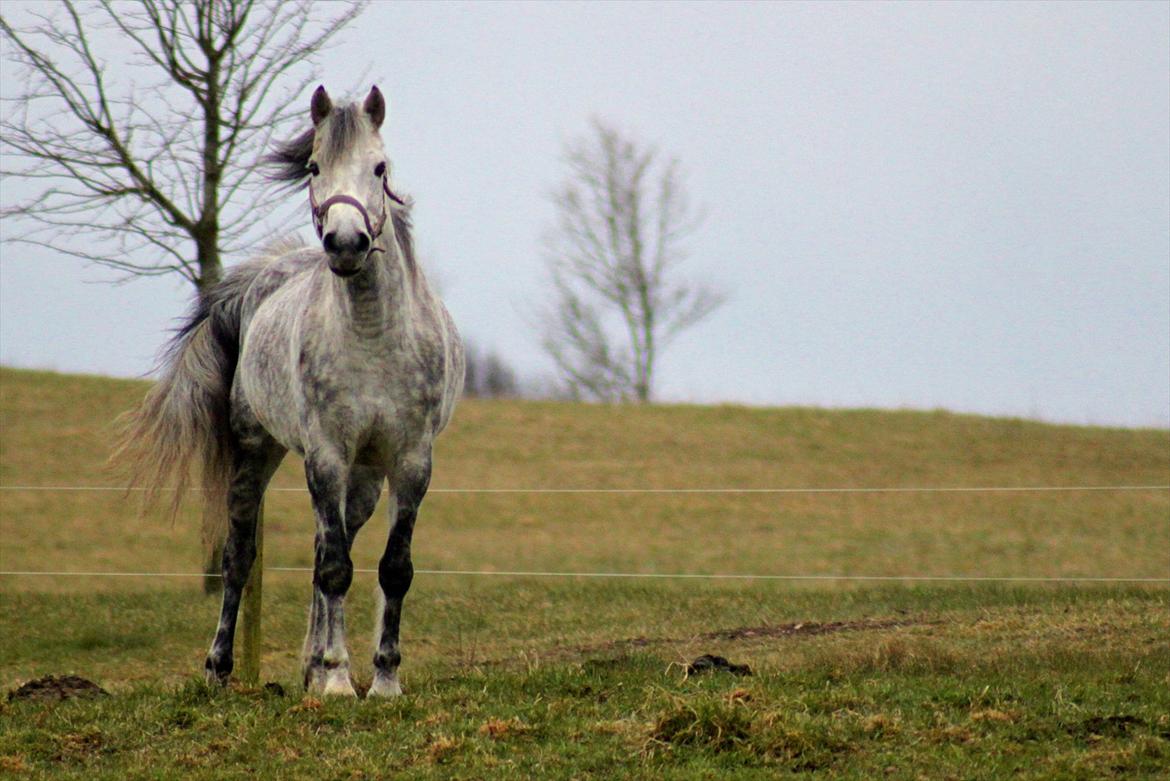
[246,248,319,300]
[264,246,321,281]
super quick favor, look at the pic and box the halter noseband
[309,175,405,242]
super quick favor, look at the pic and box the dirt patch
[7,675,109,702]
[474,616,935,669]
[577,617,932,657]
[700,618,928,642]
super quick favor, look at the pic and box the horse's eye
[374,162,386,178]
[308,162,320,177]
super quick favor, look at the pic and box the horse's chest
[297,337,443,455]
[238,273,449,464]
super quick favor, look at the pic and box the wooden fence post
[239,499,264,684]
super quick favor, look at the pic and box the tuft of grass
[648,694,755,754]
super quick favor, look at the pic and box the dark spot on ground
[7,675,109,702]
[687,654,752,676]
[1070,715,1148,739]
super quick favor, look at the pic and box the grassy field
[1,367,1168,779]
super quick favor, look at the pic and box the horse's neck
[331,237,414,339]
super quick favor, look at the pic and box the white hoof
[306,667,356,697]
[321,668,357,697]
[367,672,403,698]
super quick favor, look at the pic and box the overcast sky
[1,1,1167,428]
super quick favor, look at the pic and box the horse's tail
[112,265,261,552]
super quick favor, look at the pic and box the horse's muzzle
[329,263,362,278]
[323,230,370,256]
[323,230,371,277]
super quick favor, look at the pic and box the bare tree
[464,340,521,399]
[1,0,363,593]
[541,119,724,403]
[0,0,364,298]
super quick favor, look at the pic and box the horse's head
[303,85,398,277]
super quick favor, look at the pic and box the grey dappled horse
[117,86,464,696]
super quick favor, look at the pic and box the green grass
[1,584,1168,779]
[1,367,1168,778]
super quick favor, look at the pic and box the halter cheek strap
[309,176,404,240]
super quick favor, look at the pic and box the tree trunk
[196,246,221,301]
[196,232,224,593]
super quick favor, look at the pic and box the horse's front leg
[303,452,357,696]
[369,454,431,697]
[302,466,382,693]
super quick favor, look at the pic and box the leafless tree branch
[0,0,366,298]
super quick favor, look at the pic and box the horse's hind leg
[302,465,382,693]
[204,437,285,685]
[369,453,431,697]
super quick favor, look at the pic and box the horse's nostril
[323,231,370,256]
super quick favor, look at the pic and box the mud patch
[700,618,927,642]
[7,675,109,702]
[473,616,931,670]
[580,617,929,657]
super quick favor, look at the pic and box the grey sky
[2,1,1167,427]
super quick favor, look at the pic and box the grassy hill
[1,367,1168,779]
[2,366,1167,587]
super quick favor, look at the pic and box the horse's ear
[364,86,385,129]
[311,85,333,127]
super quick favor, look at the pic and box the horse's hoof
[320,668,357,697]
[367,672,403,698]
[204,667,229,687]
[204,657,230,687]
[321,679,357,697]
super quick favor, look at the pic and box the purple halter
[309,176,405,241]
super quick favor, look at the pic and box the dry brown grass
[2,367,1168,593]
